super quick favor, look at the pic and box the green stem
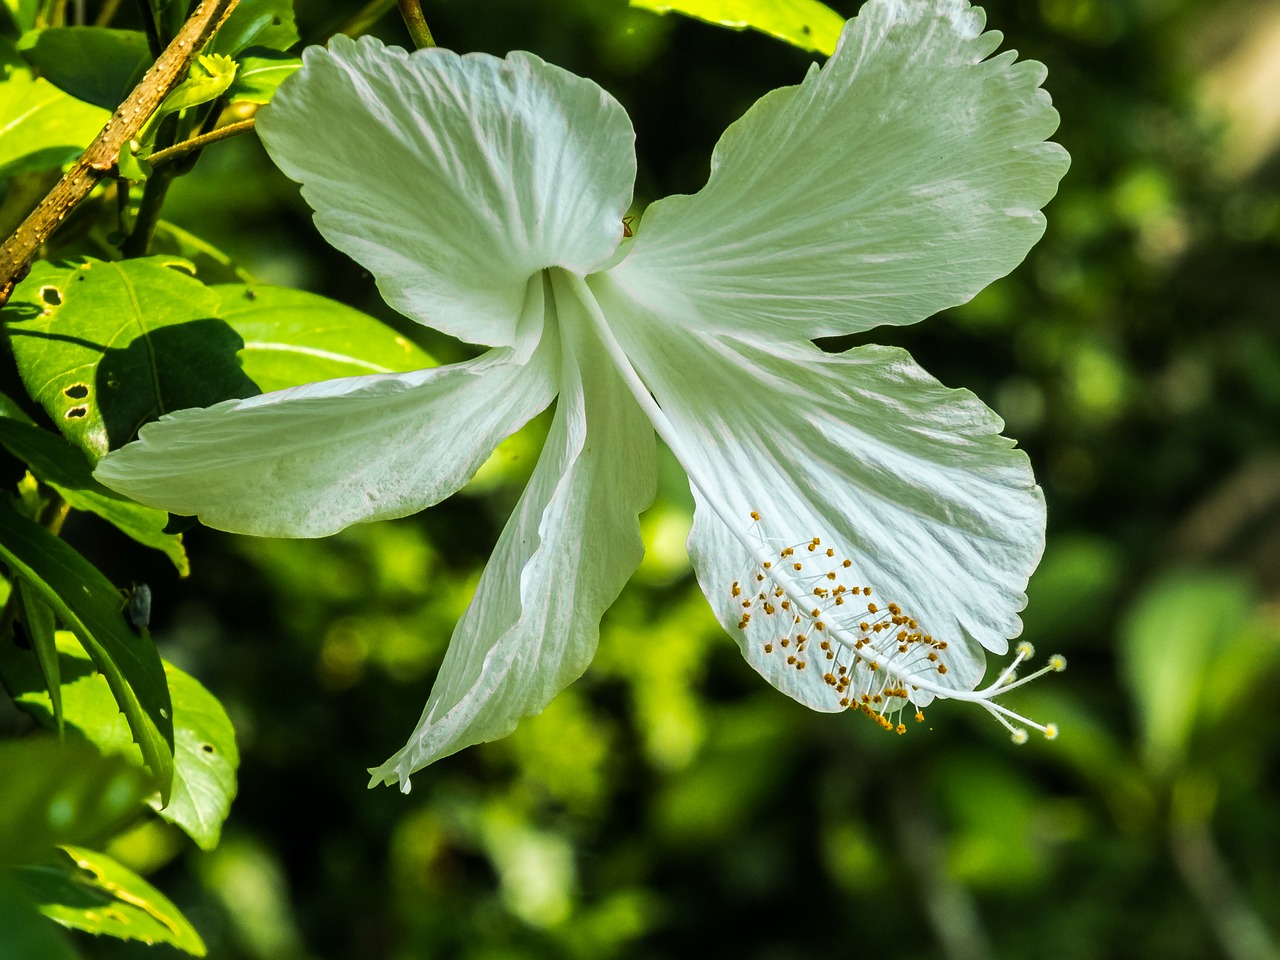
[148,117,256,168]
[121,168,175,258]
[330,0,394,39]
[134,0,162,57]
[94,0,124,27]
[397,0,435,48]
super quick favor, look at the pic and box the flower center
[733,512,1065,742]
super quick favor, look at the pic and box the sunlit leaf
[227,50,300,104]
[1119,570,1262,778]
[0,66,108,177]
[5,632,239,850]
[630,0,843,54]
[0,502,174,797]
[151,221,255,284]
[3,257,259,460]
[213,284,435,392]
[154,53,238,119]
[16,27,150,110]
[0,738,151,867]
[16,578,62,731]
[16,846,206,954]
[0,417,188,573]
[209,0,298,57]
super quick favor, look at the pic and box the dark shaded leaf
[0,502,174,797]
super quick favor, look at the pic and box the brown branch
[0,0,241,307]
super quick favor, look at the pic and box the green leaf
[630,0,843,54]
[0,66,109,177]
[16,28,151,111]
[0,502,174,798]
[116,138,152,182]
[208,0,298,57]
[0,738,151,867]
[4,632,239,850]
[227,49,300,105]
[17,846,206,954]
[159,658,239,849]
[3,257,260,461]
[1119,570,1265,778]
[16,578,62,731]
[151,221,255,285]
[0,417,188,573]
[213,284,436,392]
[0,0,38,35]
[0,879,80,960]
[154,53,238,120]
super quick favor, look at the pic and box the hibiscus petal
[595,273,1042,709]
[93,283,559,538]
[369,271,656,788]
[613,0,1069,341]
[257,34,635,348]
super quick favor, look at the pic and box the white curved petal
[594,274,1042,711]
[369,271,656,788]
[613,0,1069,341]
[258,35,635,348]
[94,308,558,538]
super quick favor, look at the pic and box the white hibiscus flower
[96,0,1070,791]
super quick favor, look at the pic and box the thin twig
[397,0,436,48]
[134,0,162,57]
[148,117,257,168]
[0,0,240,306]
[330,0,395,41]
[94,0,123,28]
[1170,815,1278,960]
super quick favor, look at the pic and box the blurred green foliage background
[7,0,1280,957]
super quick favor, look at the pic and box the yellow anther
[750,511,761,521]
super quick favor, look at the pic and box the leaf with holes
[4,632,238,850]
[0,502,174,799]
[16,846,206,954]
[630,0,843,53]
[0,738,152,867]
[0,60,110,177]
[214,284,435,391]
[2,257,260,461]
[0,417,188,573]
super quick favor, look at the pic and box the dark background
[37,0,1280,957]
